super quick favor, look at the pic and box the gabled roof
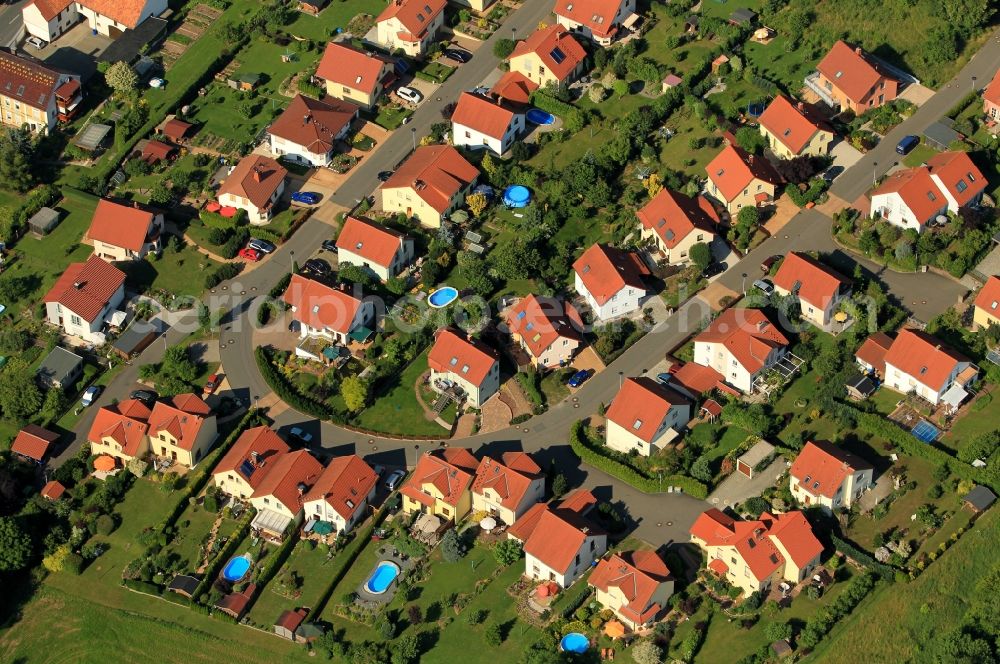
[974,276,1000,318]
[142,139,176,163]
[471,453,542,512]
[88,199,157,252]
[43,255,126,323]
[380,145,478,214]
[283,273,365,334]
[872,166,944,224]
[376,0,447,39]
[162,118,193,141]
[451,91,520,140]
[41,480,66,500]
[251,449,323,514]
[816,40,896,105]
[316,43,394,96]
[490,70,539,105]
[508,488,596,542]
[510,25,586,83]
[636,188,719,249]
[694,309,789,375]
[303,454,378,521]
[926,151,987,208]
[669,362,737,397]
[214,426,290,490]
[772,252,849,311]
[573,243,649,306]
[87,399,152,457]
[985,69,1000,108]
[218,155,287,210]
[335,216,409,269]
[790,440,873,499]
[605,377,689,444]
[705,144,781,202]
[855,332,894,374]
[11,424,59,461]
[148,393,213,452]
[28,0,159,28]
[400,449,477,508]
[883,329,969,391]
[276,608,308,633]
[757,95,831,155]
[269,94,358,154]
[554,0,626,38]
[0,48,67,112]
[428,328,498,386]
[522,499,603,574]
[589,550,671,623]
[505,294,583,360]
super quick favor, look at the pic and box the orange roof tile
[41,480,66,500]
[855,332,893,375]
[428,328,499,386]
[872,166,944,225]
[605,377,689,444]
[883,329,969,391]
[589,550,671,623]
[772,252,849,311]
[707,557,729,575]
[303,454,377,521]
[511,25,586,83]
[502,451,542,475]
[218,155,286,210]
[381,144,479,214]
[985,69,1000,108]
[522,503,602,574]
[757,95,831,155]
[148,393,213,452]
[11,424,59,462]
[764,511,824,568]
[87,399,152,457]
[316,43,394,96]
[926,151,987,208]
[816,40,896,105]
[141,139,176,163]
[251,449,323,514]
[490,70,538,105]
[214,426,290,491]
[400,450,476,508]
[705,144,780,202]
[451,92,519,141]
[974,276,1000,318]
[471,453,542,513]
[637,188,719,249]
[336,216,410,269]
[162,118,193,141]
[694,309,789,375]
[505,294,582,360]
[283,273,365,335]
[669,362,731,397]
[790,441,873,499]
[506,501,548,541]
[43,255,126,323]
[268,94,358,154]
[554,0,626,38]
[88,199,158,252]
[376,0,446,38]
[573,243,649,306]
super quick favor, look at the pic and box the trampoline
[911,419,940,443]
[747,101,766,117]
[526,108,555,125]
[502,185,531,208]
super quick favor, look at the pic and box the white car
[26,36,47,49]
[81,385,102,407]
[396,86,423,104]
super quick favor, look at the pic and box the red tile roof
[336,216,409,269]
[214,426,290,491]
[522,502,602,574]
[490,70,538,105]
[974,276,1000,319]
[855,332,893,375]
[428,328,498,387]
[148,393,213,452]
[451,92,519,141]
[790,440,873,499]
[303,454,377,521]
[507,490,595,543]
[141,139,176,163]
[40,480,66,500]
[283,274,365,335]
[316,43,394,96]
[573,243,648,306]
[985,69,1000,108]
[43,255,126,323]
[471,453,542,513]
[757,95,831,155]
[87,399,152,457]
[816,40,896,105]
[872,166,944,225]
[589,550,671,624]
[162,118,193,141]
[605,377,689,444]
[705,144,780,202]
[511,25,586,83]
[88,199,158,252]
[506,501,548,541]
[269,94,358,154]
[669,362,732,397]
[401,449,477,508]
[637,188,719,249]
[251,449,323,514]
[772,252,849,311]
[216,583,256,618]
[883,329,969,391]
[926,151,987,208]
[218,155,287,210]
[376,0,446,38]
[276,608,308,633]
[505,294,583,360]
[0,46,69,111]
[11,424,59,461]
[764,511,824,568]
[381,144,479,214]
[554,0,626,38]
[502,451,542,475]
[694,309,789,374]
[707,557,729,575]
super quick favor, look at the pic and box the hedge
[123,579,165,595]
[193,510,254,603]
[311,504,391,616]
[255,346,341,422]
[199,208,246,230]
[529,91,577,118]
[831,533,896,579]
[560,587,593,620]
[568,421,708,498]
[205,262,244,288]
[268,272,292,300]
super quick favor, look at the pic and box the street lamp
[618,371,624,388]
[872,161,878,186]
[411,127,416,151]
[290,250,295,273]
[413,444,420,469]
[741,272,748,295]
[972,76,977,93]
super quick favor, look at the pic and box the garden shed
[736,440,776,479]
[28,207,61,235]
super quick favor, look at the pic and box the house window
[70,315,82,326]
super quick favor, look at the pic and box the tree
[105,61,138,97]
[143,345,201,395]
[391,633,420,664]
[494,539,523,566]
[763,621,792,642]
[613,79,630,98]
[493,38,516,59]
[0,516,32,571]
[735,126,767,155]
[42,543,71,572]
[551,473,568,498]
[737,205,760,228]
[484,623,503,646]
[689,242,712,271]
[467,192,488,217]
[340,376,369,412]
[0,127,37,192]
[935,0,994,39]
[375,615,397,639]
[0,357,43,422]
[589,83,607,103]
[644,173,663,198]
[631,640,663,664]
[689,455,713,482]
[148,183,173,206]
[441,529,466,562]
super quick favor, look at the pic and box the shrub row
[205,262,244,289]
[830,533,897,579]
[255,346,341,422]
[559,587,593,620]
[529,91,577,118]
[268,272,292,300]
[568,421,708,498]
[199,208,247,230]
[311,505,391,616]
[193,511,254,603]
[796,572,877,652]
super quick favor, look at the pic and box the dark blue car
[567,369,591,388]
[291,191,321,205]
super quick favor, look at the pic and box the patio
[353,546,414,608]
[411,511,452,545]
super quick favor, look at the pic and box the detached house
[427,328,501,408]
[589,550,674,630]
[23,0,166,42]
[400,449,479,523]
[451,92,525,156]
[854,331,894,378]
[505,294,583,369]
[573,243,649,320]
[217,155,287,224]
[555,0,637,47]
[705,144,781,215]
[283,274,375,346]
[883,329,979,409]
[693,308,790,393]
[871,151,986,231]
[379,145,479,228]
[790,440,873,511]
[249,449,323,541]
[303,455,378,534]
[605,377,691,456]
[268,94,358,167]
[147,393,217,468]
[471,452,545,525]
[87,399,152,465]
[984,69,1000,125]
[213,426,290,500]
[509,25,587,88]
[335,216,414,281]
[814,40,898,114]
[636,188,720,265]
[43,255,126,344]
[87,199,164,261]
[757,96,834,159]
[375,0,446,57]
[690,508,823,596]
[973,275,1000,330]
[772,252,851,329]
[315,43,395,110]
[509,489,607,588]
[0,49,82,133]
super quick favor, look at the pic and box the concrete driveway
[707,458,787,509]
[829,139,864,172]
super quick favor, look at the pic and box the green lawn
[163,503,220,571]
[374,103,414,130]
[118,244,223,298]
[939,390,998,455]
[355,349,448,437]
[902,143,939,167]
[418,60,455,84]
[284,0,385,42]
[249,539,341,625]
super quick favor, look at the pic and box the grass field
[939,390,998,455]
[248,539,340,625]
[284,0,385,42]
[118,244,223,298]
[354,349,448,437]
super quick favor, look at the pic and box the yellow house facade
[400,449,478,523]
[761,123,834,159]
[973,276,1000,330]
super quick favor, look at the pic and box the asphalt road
[0,0,28,48]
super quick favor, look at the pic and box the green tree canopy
[0,516,33,571]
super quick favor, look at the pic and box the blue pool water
[560,633,589,654]
[364,561,400,595]
[222,555,251,582]
[526,108,555,125]
[428,286,458,308]
[502,185,531,208]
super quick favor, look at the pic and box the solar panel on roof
[238,459,256,479]
[550,47,566,64]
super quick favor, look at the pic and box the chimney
[297,482,308,495]
[303,113,312,124]
[251,450,261,465]
[797,101,805,111]
[854,46,862,55]
[252,167,262,183]
[73,281,83,289]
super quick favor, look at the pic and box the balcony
[804,72,837,108]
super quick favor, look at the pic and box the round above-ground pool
[526,108,556,125]
[364,561,401,595]
[428,286,459,308]
[560,633,589,654]
[502,185,532,208]
[221,554,251,583]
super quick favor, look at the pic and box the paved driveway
[707,458,787,509]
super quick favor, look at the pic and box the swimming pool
[560,633,589,654]
[428,286,459,308]
[502,185,531,208]
[221,554,251,583]
[526,108,555,125]
[364,561,401,595]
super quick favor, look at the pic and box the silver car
[384,469,406,491]
[753,279,775,296]
[396,86,423,104]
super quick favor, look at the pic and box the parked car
[290,191,321,205]
[760,255,781,273]
[238,247,261,261]
[303,258,331,276]
[702,262,727,278]
[385,469,406,491]
[821,165,844,182]
[896,135,919,155]
[443,48,471,63]
[567,369,591,388]
[320,239,338,253]
[203,373,222,395]
[129,389,158,405]
[753,279,775,296]
[396,86,423,104]
[81,385,102,407]
[248,238,276,254]
[289,426,313,444]
[377,171,394,182]
[26,36,47,49]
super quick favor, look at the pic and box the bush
[484,623,503,646]
[204,262,244,289]
[95,514,116,536]
[64,553,85,575]
[529,91,576,118]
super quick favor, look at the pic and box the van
[895,135,919,155]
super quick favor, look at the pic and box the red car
[204,373,221,395]
[239,247,261,261]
